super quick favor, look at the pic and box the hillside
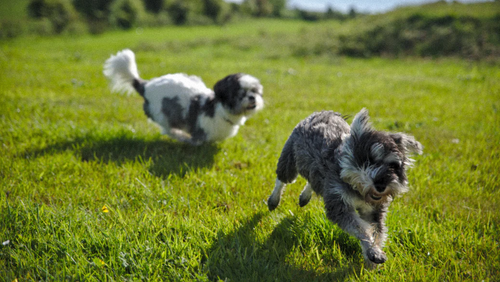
[289,1,500,60]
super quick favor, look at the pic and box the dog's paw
[364,260,378,270]
[366,248,387,264]
[267,196,280,211]
[298,194,311,207]
[299,183,313,207]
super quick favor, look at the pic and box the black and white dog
[103,49,264,145]
[267,109,422,267]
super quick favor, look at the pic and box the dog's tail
[103,49,145,96]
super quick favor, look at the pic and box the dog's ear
[213,73,242,99]
[390,133,423,155]
[350,108,373,139]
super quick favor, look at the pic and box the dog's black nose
[374,180,386,193]
[248,96,255,102]
[375,185,386,193]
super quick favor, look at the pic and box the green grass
[1,18,499,281]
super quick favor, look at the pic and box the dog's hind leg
[268,136,298,211]
[275,135,299,183]
[299,182,313,207]
[268,179,286,211]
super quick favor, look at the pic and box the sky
[225,0,492,14]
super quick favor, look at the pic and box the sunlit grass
[1,19,499,281]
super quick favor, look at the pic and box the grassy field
[1,17,499,281]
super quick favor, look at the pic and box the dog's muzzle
[246,95,262,110]
[366,186,393,203]
[246,96,257,109]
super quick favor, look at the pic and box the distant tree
[269,0,286,17]
[72,0,114,20]
[348,6,357,18]
[27,0,77,33]
[257,0,273,16]
[109,0,145,29]
[240,0,254,16]
[27,0,45,18]
[325,5,334,18]
[202,0,229,23]
[324,5,345,20]
[242,0,273,17]
[229,2,240,13]
[167,0,189,25]
[143,0,165,14]
[296,8,322,21]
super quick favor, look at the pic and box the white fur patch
[239,74,263,92]
[269,178,286,205]
[103,49,140,94]
[238,74,264,115]
[197,104,245,141]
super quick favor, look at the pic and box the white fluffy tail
[103,49,141,94]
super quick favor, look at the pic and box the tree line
[8,0,354,36]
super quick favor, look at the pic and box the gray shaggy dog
[267,109,422,267]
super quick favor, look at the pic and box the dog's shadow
[22,132,219,177]
[203,212,362,281]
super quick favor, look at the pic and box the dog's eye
[250,87,259,93]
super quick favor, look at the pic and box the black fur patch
[191,127,207,144]
[162,97,185,129]
[186,96,201,130]
[133,79,147,97]
[213,73,243,110]
[143,98,153,120]
[201,96,216,118]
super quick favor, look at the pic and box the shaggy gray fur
[268,109,422,267]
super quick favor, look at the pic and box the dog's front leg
[348,215,387,265]
[324,199,387,265]
[359,210,389,269]
[359,207,389,251]
[373,210,388,251]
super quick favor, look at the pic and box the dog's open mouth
[246,104,257,110]
[370,194,382,201]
